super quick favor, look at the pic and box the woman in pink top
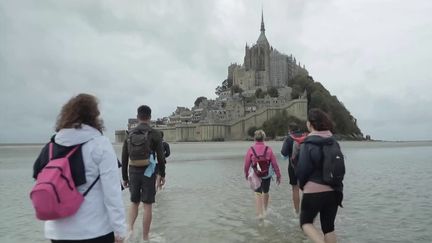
[244,130,281,219]
[296,109,343,243]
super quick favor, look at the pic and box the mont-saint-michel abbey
[116,13,309,142]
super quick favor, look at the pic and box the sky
[1,0,431,143]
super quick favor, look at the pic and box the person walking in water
[121,105,166,241]
[296,108,344,243]
[244,130,281,219]
[158,131,170,191]
[160,131,171,159]
[281,123,307,216]
[32,94,126,243]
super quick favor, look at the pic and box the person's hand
[276,177,281,185]
[156,175,165,191]
[156,175,161,191]
[114,235,124,243]
[122,180,129,188]
[160,177,166,187]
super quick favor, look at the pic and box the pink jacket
[244,142,281,179]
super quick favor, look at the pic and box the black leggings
[51,232,114,243]
[300,191,338,234]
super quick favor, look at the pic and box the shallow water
[1,141,431,242]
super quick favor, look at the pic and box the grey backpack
[127,128,151,161]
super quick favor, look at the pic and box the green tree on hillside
[255,88,265,98]
[288,74,362,136]
[267,87,279,97]
[215,78,233,95]
[262,110,306,139]
[231,85,243,95]
[247,126,258,138]
[194,96,207,107]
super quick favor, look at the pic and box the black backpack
[127,128,151,161]
[321,140,345,186]
[250,146,271,178]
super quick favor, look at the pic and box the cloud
[1,0,431,142]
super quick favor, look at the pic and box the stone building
[230,12,308,93]
[115,11,309,143]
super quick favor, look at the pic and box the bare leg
[292,185,300,214]
[128,202,140,232]
[324,231,337,243]
[263,193,270,213]
[302,223,325,243]
[255,193,264,219]
[142,203,152,241]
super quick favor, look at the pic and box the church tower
[234,9,295,92]
[257,10,270,48]
[242,10,271,87]
[254,10,271,87]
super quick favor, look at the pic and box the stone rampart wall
[115,99,307,142]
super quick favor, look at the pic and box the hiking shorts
[128,166,156,204]
[255,177,271,194]
[300,191,339,234]
[288,162,298,186]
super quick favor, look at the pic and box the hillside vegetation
[288,75,363,138]
[249,75,363,139]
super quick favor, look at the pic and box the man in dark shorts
[281,124,305,215]
[122,105,166,241]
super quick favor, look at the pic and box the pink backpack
[30,143,98,220]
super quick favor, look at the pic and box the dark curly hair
[55,93,104,133]
[307,108,334,132]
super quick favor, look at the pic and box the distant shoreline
[364,140,432,143]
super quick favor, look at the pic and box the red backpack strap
[262,146,268,157]
[48,142,54,160]
[250,146,259,158]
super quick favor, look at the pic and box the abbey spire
[257,9,269,46]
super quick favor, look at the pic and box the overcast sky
[1,0,431,143]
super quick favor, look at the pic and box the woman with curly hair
[32,94,126,243]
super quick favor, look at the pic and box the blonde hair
[254,129,266,141]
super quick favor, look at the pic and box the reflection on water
[1,141,432,242]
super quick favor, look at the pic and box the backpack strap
[251,146,269,158]
[48,142,54,160]
[48,142,81,160]
[83,175,100,196]
[262,146,268,157]
[65,145,81,158]
[250,146,258,158]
